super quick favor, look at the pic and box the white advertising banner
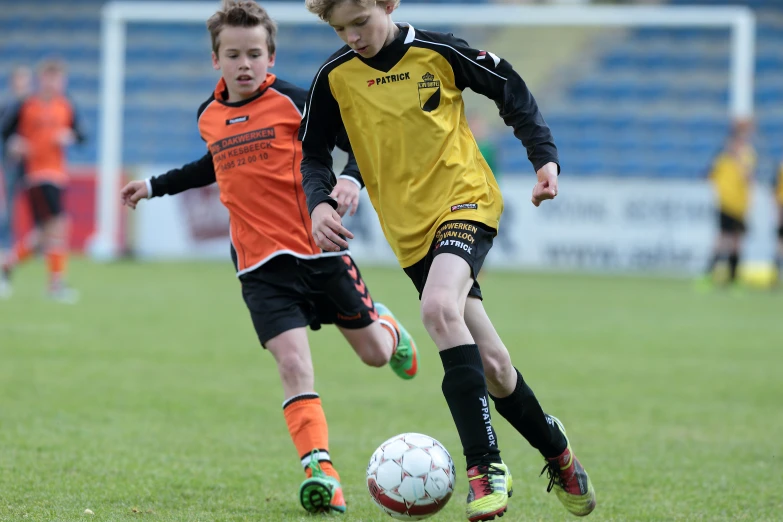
[133,167,778,275]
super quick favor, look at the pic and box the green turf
[1,258,781,521]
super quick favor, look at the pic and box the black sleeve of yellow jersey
[298,65,345,215]
[149,152,216,197]
[335,129,363,188]
[427,33,560,174]
[275,76,362,189]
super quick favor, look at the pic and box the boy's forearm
[301,156,338,215]
[149,153,216,197]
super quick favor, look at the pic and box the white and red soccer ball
[366,433,456,520]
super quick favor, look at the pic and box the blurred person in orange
[0,59,84,302]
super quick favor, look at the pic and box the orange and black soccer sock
[46,248,67,284]
[283,393,340,481]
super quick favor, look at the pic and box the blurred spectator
[0,65,32,298]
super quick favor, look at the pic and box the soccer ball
[366,433,456,520]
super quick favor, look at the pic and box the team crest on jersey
[417,72,441,112]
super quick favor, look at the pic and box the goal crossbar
[93,2,755,260]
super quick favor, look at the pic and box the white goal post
[92,1,756,260]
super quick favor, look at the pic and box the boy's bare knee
[420,291,460,337]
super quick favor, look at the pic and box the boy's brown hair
[37,58,66,75]
[305,0,399,22]
[207,0,277,55]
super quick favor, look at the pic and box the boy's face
[212,25,275,101]
[39,69,65,97]
[328,0,394,58]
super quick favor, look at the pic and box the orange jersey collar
[214,73,276,101]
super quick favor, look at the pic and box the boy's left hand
[330,178,361,217]
[56,129,76,147]
[532,162,559,207]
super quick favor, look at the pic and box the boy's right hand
[120,180,150,210]
[311,202,354,252]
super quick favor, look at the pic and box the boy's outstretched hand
[120,180,149,210]
[532,162,559,207]
[311,202,354,252]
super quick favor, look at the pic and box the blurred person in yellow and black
[701,122,755,287]
[775,160,783,285]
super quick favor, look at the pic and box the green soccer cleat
[298,452,346,514]
[375,302,418,380]
[465,461,512,521]
[540,416,596,517]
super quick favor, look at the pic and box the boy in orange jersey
[120,0,418,515]
[1,60,84,302]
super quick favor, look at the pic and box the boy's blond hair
[207,0,277,55]
[305,0,400,22]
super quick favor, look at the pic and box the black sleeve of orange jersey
[68,99,86,144]
[299,72,344,215]
[0,101,21,145]
[149,152,216,197]
[426,33,560,174]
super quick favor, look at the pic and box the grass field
[1,258,782,522]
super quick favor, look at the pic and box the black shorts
[403,220,496,300]
[778,224,783,240]
[240,254,376,347]
[28,183,64,225]
[718,211,745,234]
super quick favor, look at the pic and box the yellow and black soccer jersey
[300,24,559,267]
[709,144,756,220]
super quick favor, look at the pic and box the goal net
[95,2,773,277]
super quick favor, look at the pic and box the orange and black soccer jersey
[148,74,362,275]
[1,94,84,185]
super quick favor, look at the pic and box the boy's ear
[384,1,394,14]
[268,53,276,67]
[211,51,220,71]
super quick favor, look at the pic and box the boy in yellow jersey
[704,124,755,286]
[298,0,595,520]
[775,161,783,283]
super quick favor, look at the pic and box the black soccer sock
[728,252,740,282]
[440,344,501,469]
[490,368,567,459]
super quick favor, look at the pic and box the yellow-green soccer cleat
[298,452,346,514]
[540,416,596,517]
[375,302,418,380]
[465,462,512,521]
